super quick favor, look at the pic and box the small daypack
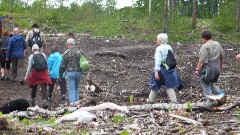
[32,53,47,72]
[29,30,43,48]
[162,50,177,70]
[0,36,9,49]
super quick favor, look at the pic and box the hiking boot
[48,97,52,102]
[61,94,66,101]
[43,99,48,109]
[0,76,5,80]
[29,98,35,106]
[20,80,24,85]
[11,78,15,82]
[5,77,10,80]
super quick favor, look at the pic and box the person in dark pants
[48,45,66,101]
[24,44,52,109]
[6,28,27,84]
[0,30,11,80]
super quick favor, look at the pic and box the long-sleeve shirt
[25,51,47,78]
[154,44,173,71]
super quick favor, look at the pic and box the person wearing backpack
[47,45,66,102]
[148,33,183,103]
[23,44,52,109]
[195,31,225,107]
[59,38,82,103]
[0,30,11,80]
[25,23,46,54]
[6,28,27,84]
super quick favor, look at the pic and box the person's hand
[194,70,199,76]
[23,77,27,81]
[6,58,9,61]
[154,71,159,80]
[236,54,240,61]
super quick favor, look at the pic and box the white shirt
[154,44,173,71]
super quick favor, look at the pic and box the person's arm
[6,39,12,60]
[47,56,52,71]
[59,54,67,77]
[194,62,204,76]
[24,54,33,80]
[41,32,46,52]
[154,47,162,80]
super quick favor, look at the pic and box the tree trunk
[192,0,197,29]
[149,0,152,16]
[164,0,168,33]
[237,0,240,32]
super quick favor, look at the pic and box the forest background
[0,0,240,42]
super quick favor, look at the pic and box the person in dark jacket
[0,30,11,80]
[6,27,27,84]
[195,30,225,107]
[60,38,82,103]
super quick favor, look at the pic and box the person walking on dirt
[194,30,225,107]
[60,38,82,103]
[148,33,182,103]
[25,23,46,54]
[0,30,11,80]
[23,44,52,109]
[47,45,66,102]
[6,27,27,84]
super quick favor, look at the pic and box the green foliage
[120,130,130,135]
[113,115,125,125]
[22,118,30,125]
[187,101,193,113]
[81,129,90,135]
[130,95,134,103]
[0,112,3,117]
[48,116,56,124]
[237,110,240,121]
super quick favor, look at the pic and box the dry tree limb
[169,113,202,125]
[95,51,127,59]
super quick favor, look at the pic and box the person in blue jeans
[48,45,66,101]
[59,38,82,103]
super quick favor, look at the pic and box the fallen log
[169,113,202,125]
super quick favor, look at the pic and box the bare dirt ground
[0,36,240,134]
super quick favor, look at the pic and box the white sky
[26,0,135,9]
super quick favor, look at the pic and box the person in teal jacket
[48,45,66,101]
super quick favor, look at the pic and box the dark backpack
[29,30,43,48]
[32,53,47,72]
[1,36,9,49]
[162,50,177,70]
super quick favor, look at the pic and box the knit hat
[32,44,39,51]
[65,38,75,45]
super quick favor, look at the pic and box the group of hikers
[0,24,82,109]
[0,23,239,109]
[148,31,240,107]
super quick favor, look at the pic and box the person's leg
[11,58,17,81]
[166,88,177,103]
[211,83,224,95]
[59,78,67,101]
[74,72,81,102]
[200,78,213,97]
[48,78,57,100]
[30,85,38,106]
[148,90,159,103]
[66,72,75,103]
[40,83,48,108]
[17,58,25,83]
[5,60,11,80]
[1,61,5,79]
